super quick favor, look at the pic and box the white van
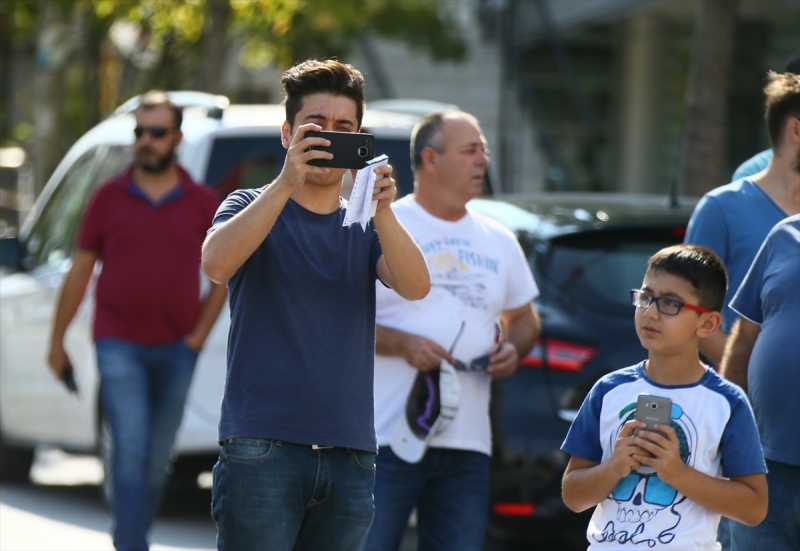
[0,92,446,482]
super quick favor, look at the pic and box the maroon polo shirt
[76,164,220,344]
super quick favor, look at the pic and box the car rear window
[544,227,687,316]
[204,135,415,200]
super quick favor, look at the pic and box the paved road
[0,447,421,551]
[0,448,216,551]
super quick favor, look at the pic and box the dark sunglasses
[134,126,170,139]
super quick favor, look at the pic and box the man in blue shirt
[201,59,430,551]
[685,71,800,365]
[722,214,800,551]
[730,51,799,181]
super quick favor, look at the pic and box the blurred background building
[1,0,798,223]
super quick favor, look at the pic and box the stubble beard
[135,150,175,173]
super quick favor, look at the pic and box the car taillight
[520,338,598,372]
[493,502,537,516]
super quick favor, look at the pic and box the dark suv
[468,193,697,550]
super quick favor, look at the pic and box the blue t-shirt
[730,214,800,466]
[685,179,788,331]
[561,363,765,550]
[211,192,384,452]
[731,149,772,181]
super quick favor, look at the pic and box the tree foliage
[2,0,467,184]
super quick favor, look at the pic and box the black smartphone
[61,361,79,396]
[306,131,375,169]
[633,394,671,437]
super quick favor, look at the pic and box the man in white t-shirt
[365,111,541,551]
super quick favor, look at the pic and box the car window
[204,135,416,200]
[204,136,285,200]
[544,227,686,316]
[25,145,132,268]
[373,138,414,197]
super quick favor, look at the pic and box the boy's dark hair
[763,71,800,148]
[136,90,183,129]
[647,244,728,312]
[280,59,365,129]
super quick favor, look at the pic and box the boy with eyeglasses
[560,244,767,550]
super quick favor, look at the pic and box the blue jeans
[96,338,198,551]
[730,459,800,551]
[717,516,731,550]
[365,446,490,551]
[211,438,376,551]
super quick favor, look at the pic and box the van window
[25,145,132,268]
[204,135,416,200]
[204,136,286,200]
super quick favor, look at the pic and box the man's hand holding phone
[279,124,335,189]
[47,342,79,397]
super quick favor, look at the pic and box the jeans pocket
[350,449,377,472]
[179,338,200,356]
[223,438,275,463]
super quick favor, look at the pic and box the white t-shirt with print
[374,196,538,455]
[561,363,766,550]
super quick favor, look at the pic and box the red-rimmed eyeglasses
[631,289,712,316]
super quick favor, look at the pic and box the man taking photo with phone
[202,59,430,551]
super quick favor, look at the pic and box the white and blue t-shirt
[562,363,765,550]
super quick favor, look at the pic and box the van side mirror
[0,237,21,270]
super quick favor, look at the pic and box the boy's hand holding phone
[632,423,687,487]
[608,419,650,478]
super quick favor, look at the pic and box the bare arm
[373,166,430,301]
[634,425,767,525]
[698,326,729,365]
[183,281,228,352]
[486,303,540,378]
[562,420,648,512]
[375,325,453,372]
[720,318,760,392]
[202,124,333,283]
[47,249,97,378]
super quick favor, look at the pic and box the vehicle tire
[0,437,35,483]
[169,454,216,490]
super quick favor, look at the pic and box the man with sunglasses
[47,90,226,551]
[561,244,767,550]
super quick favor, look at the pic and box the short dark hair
[411,111,449,172]
[646,244,728,312]
[280,59,365,129]
[764,71,800,148]
[410,109,475,172]
[136,90,183,129]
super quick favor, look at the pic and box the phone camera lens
[650,403,658,410]
[358,146,369,157]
